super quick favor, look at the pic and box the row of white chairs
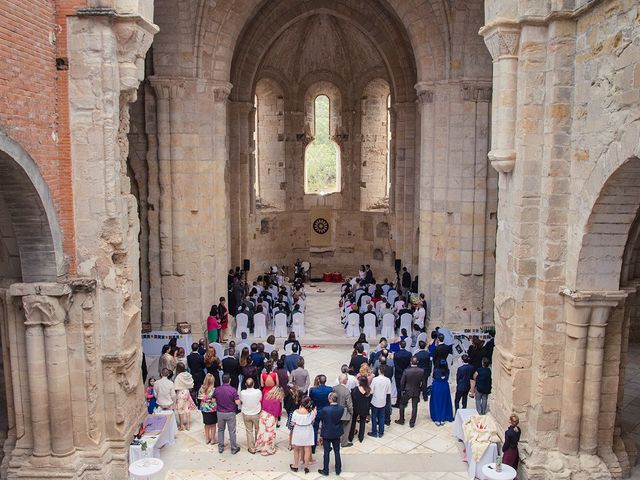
[235,311,305,339]
[345,312,416,338]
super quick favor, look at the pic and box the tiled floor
[153,283,470,479]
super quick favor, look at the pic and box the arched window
[305,95,340,194]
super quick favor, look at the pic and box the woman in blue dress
[430,366,454,426]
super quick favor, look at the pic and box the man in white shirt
[368,368,391,438]
[332,365,358,391]
[154,368,176,409]
[239,377,262,454]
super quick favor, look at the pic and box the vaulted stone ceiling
[260,14,387,88]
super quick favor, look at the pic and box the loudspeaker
[243,259,251,271]
[394,259,402,272]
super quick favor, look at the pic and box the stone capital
[22,294,68,328]
[113,17,158,97]
[560,288,628,309]
[414,82,434,104]
[480,20,521,60]
[149,76,191,100]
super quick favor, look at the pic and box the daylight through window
[305,95,340,194]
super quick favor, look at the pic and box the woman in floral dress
[255,386,284,455]
[198,373,217,444]
[174,363,197,430]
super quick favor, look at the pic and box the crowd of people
[142,263,519,476]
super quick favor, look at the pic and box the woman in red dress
[260,361,280,398]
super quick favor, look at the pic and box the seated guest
[284,332,302,354]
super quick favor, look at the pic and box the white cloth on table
[454,408,477,441]
[481,463,516,480]
[142,331,192,356]
[454,409,500,480]
[129,410,177,465]
[129,458,164,479]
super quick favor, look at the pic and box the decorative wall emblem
[313,217,329,235]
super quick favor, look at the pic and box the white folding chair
[399,312,413,335]
[210,342,224,360]
[381,313,395,339]
[274,312,288,338]
[367,284,376,296]
[346,312,360,337]
[363,312,377,340]
[235,313,250,339]
[416,332,428,346]
[387,289,398,305]
[381,284,391,295]
[360,342,370,356]
[292,312,305,338]
[253,312,267,337]
[359,295,372,313]
[404,336,413,351]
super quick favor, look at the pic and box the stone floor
[151,282,470,479]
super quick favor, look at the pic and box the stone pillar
[480,21,520,174]
[558,289,627,455]
[13,283,75,458]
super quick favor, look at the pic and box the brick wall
[0,0,85,274]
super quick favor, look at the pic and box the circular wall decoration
[313,218,329,235]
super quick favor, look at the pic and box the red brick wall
[0,0,86,274]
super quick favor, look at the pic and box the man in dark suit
[187,342,205,402]
[222,347,241,390]
[348,344,368,373]
[433,333,453,376]
[401,267,411,296]
[310,375,333,453]
[396,356,424,427]
[317,392,345,476]
[392,342,412,407]
[414,340,432,401]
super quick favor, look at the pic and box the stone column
[558,289,627,455]
[13,283,75,458]
[480,21,520,174]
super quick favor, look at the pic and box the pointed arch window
[305,95,340,194]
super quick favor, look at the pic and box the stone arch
[573,157,640,291]
[0,132,64,282]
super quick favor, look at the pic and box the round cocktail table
[128,457,164,480]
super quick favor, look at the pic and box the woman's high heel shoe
[289,465,299,472]
[304,467,310,474]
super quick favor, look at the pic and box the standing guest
[187,342,206,400]
[430,366,454,426]
[484,331,495,365]
[241,355,259,390]
[213,374,241,454]
[317,392,345,477]
[198,373,218,445]
[414,341,432,401]
[222,347,241,389]
[142,352,148,384]
[174,363,197,431]
[470,357,492,414]
[291,357,310,395]
[284,344,302,373]
[275,357,290,392]
[432,333,453,375]
[158,344,177,377]
[218,296,229,342]
[260,361,280,398]
[391,342,412,407]
[332,374,354,448]
[377,357,394,426]
[145,377,157,414]
[198,337,206,355]
[401,267,412,296]
[356,363,374,385]
[239,377,262,454]
[255,386,284,456]
[223,340,236,357]
[348,377,372,443]
[309,375,333,453]
[204,346,222,387]
[175,347,187,370]
[502,414,521,469]
[467,336,485,370]
[154,368,176,410]
[285,385,303,450]
[455,354,475,411]
[284,332,302,354]
[396,356,424,428]
[369,366,391,438]
[349,344,368,373]
[250,343,266,373]
[264,335,277,355]
[207,305,221,343]
[290,396,317,473]
[333,364,358,390]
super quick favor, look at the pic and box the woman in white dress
[290,396,317,473]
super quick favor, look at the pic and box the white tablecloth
[481,463,516,480]
[129,410,177,466]
[142,331,193,356]
[455,408,478,441]
[455,408,500,480]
